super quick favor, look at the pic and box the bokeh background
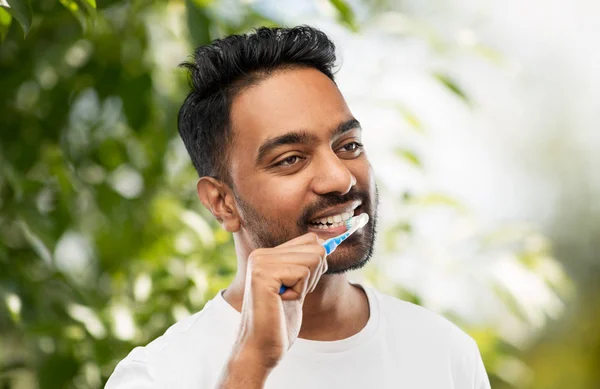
[1,0,598,388]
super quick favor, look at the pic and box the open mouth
[307,205,361,230]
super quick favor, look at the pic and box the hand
[233,232,328,370]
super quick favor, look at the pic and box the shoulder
[371,287,478,352]
[140,299,232,360]
[370,288,490,388]
[106,296,237,388]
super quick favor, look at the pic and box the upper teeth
[311,211,354,225]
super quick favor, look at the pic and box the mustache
[299,190,368,225]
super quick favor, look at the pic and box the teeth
[313,212,354,224]
[314,220,346,229]
[312,211,354,229]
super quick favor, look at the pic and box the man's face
[228,67,378,274]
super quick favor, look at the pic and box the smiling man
[106,26,491,389]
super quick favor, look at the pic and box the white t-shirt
[106,284,491,388]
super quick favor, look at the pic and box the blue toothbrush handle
[278,233,349,294]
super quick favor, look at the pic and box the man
[106,26,491,388]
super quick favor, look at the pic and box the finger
[277,246,327,293]
[261,243,327,261]
[310,252,329,293]
[259,252,324,295]
[260,251,323,278]
[273,263,312,300]
[307,249,328,293]
[277,232,322,248]
[308,258,323,293]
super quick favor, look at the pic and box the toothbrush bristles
[345,218,353,230]
[345,213,369,233]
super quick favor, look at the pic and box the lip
[308,201,362,223]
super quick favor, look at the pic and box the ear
[196,177,241,233]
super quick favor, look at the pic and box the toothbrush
[278,213,370,295]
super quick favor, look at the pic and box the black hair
[177,26,337,184]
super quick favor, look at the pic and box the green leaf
[18,219,53,264]
[38,353,80,389]
[473,44,504,64]
[329,0,359,32]
[59,0,83,25]
[59,0,95,32]
[1,0,32,37]
[394,148,423,169]
[491,282,530,323]
[185,0,211,46]
[77,0,96,20]
[395,104,424,133]
[408,192,467,212]
[384,221,411,252]
[433,73,471,105]
[0,7,11,42]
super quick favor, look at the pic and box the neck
[222,263,369,341]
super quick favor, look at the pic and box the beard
[234,185,379,275]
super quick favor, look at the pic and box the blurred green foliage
[0,1,245,387]
[0,0,594,388]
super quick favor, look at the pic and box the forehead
[229,67,352,154]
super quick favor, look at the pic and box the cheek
[266,178,308,215]
[239,174,309,218]
[354,159,375,189]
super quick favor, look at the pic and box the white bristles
[345,213,369,234]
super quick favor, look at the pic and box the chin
[324,243,373,275]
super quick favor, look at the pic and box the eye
[274,155,304,167]
[340,142,363,152]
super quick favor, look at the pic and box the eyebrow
[255,118,362,165]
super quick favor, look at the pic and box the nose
[310,150,357,195]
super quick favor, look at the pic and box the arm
[215,233,327,389]
[216,348,271,389]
